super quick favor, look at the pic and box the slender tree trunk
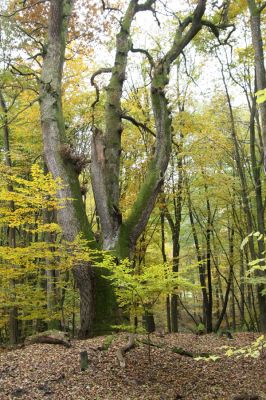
[239,250,247,327]
[215,283,220,321]
[231,277,236,330]
[160,209,171,333]
[221,62,266,331]
[214,227,234,332]
[0,90,19,344]
[218,274,229,330]
[214,269,232,332]
[162,166,183,332]
[171,237,179,332]
[229,225,236,330]
[205,191,212,333]
[187,185,209,331]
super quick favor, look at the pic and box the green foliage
[102,334,116,350]
[196,323,205,334]
[99,256,198,328]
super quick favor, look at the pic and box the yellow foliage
[0,164,96,327]
[0,164,63,229]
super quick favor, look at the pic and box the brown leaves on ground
[0,333,265,400]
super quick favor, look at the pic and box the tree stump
[80,350,89,371]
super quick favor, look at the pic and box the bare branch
[0,96,40,130]
[0,0,47,18]
[10,64,38,79]
[201,19,235,39]
[14,23,45,53]
[180,16,193,32]
[259,1,266,13]
[130,46,155,67]
[121,113,156,137]
[90,67,112,110]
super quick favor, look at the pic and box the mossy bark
[247,0,266,155]
[91,0,207,261]
[247,0,266,332]
[222,63,266,332]
[40,0,96,338]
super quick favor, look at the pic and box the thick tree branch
[201,19,234,38]
[130,46,155,67]
[163,0,206,66]
[121,113,156,137]
[136,0,156,12]
[91,0,159,250]
[125,0,207,247]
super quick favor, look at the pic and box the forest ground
[0,332,265,400]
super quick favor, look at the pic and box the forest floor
[0,332,265,400]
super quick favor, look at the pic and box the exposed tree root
[116,334,135,368]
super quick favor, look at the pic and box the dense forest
[0,2,266,397]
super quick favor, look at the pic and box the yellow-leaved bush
[0,164,96,333]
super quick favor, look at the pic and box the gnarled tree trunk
[91,0,208,259]
[39,0,96,338]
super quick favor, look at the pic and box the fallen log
[25,330,71,348]
[126,339,210,359]
[172,347,210,358]
[172,347,194,357]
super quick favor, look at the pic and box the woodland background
[0,0,266,349]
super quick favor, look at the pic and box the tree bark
[247,0,266,170]
[249,96,266,331]
[91,0,208,259]
[187,184,209,331]
[39,0,96,337]
[221,61,266,331]
[0,90,19,344]
[160,208,171,333]
[205,187,213,333]
[164,150,183,333]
